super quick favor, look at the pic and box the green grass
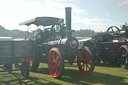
[0,63,128,85]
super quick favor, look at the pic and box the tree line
[73,29,97,37]
[0,25,97,38]
[0,25,31,38]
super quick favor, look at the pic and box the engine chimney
[65,7,72,37]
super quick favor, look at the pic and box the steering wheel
[107,26,120,35]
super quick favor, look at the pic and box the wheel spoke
[52,66,54,71]
[54,55,61,67]
[90,45,94,51]
[124,52,127,56]
[82,63,85,70]
[111,27,114,33]
[52,52,56,61]
[55,67,58,74]
[122,50,126,56]
[56,61,61,67]
[86,63,90,69]
[56,56,59,61]
[83,50,86,57]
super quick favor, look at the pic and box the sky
[0,0,128,32]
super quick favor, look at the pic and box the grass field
[0,63,128,85]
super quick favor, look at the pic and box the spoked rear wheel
[119,45,128,69]
[77,47,95,74]
[83,40,102,65]
[48,48,64,79]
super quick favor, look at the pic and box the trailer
[19,7,95,78]
[0,37,35,78]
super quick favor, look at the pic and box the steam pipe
[65,7,72,37]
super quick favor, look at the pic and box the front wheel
[48,48,64,79]
[77,46,95,75]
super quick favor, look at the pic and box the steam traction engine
[19,7,95,78]
[84,23,128,69]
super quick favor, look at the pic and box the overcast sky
[0,0,128,32]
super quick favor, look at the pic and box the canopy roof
[19,17,62,26]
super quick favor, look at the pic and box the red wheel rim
[48,49,61,78]
[22,57,33,70]
[77,48,92,74]
[29,57,33,70]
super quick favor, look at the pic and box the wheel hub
[83,58,88,63]
[52,61,55,66]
